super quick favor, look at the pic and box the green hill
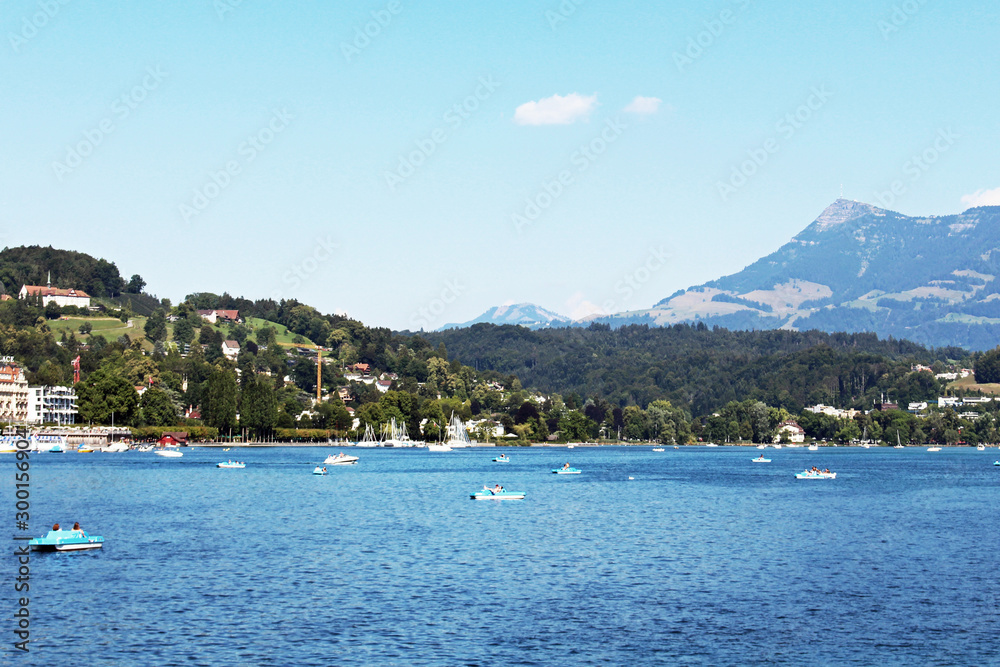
[0,245,137,298]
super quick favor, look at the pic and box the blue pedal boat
[312,466,327,475]
[30,529,104,552]
[217,461,245,468]
[493,455,510,463]
[552,467,581,474]
[471,488,525,500]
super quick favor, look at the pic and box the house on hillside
[774,420,805,443]
[375,380,392,394]
[222,340,240,360]
[351,363,370,373]
[19,273,91,309]
[196,309,241,324]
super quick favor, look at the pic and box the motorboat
[756,445,767,450]
[493,455,510,462]
[427,443,453,452]
[470,488,525,500]
[217,461,245,468]
[30,528,104,552]
[808,444,819,451]
[77,445,96,453]
[795,470,836,479]
[976,444,985,451]
[752,457,771,463]
[102,442,130,453]
[552,467,582,474]
[772,444,782,449]
[155,448,183,458]
[927,447,942,452]
[652,448,665,452]
[324,452,359,465]
[312,467,327,475]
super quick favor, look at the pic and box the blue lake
[5,446,1000,666]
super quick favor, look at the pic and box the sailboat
[445,413,473,449]
[893,431,904,449]
[383,418,417,448]
[354,424,381,448]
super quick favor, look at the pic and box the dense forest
[0,245,145,298]
[416,323,970,416]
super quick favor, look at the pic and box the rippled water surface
[5,446,999,665]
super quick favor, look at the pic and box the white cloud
[961,187,1000,208]
[624,96,662,115]
[514,93,597,126]
[565,291,605,320]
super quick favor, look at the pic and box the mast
[316,347,322,403]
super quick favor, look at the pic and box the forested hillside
[0,245,144,298]
[418,323,969,416]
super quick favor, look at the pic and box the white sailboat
[383,418,418,448]
[354,424,381,448]
[445,413,473,449]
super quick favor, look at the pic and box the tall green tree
[974,347,1000,384]
[203,367,238,431]
[144,311,167,343]
[240,375,277,439]
[75,369,139,425]
[139,387,178,426]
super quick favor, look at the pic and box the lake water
[5,446,999,666]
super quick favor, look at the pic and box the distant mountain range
[439,302,571,330]
[449,200,1000,350]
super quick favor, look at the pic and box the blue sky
[3,0,997,330]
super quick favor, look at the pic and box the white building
[19,278,91,309]
[27,385,77,425]
[222,340,240,360]
[0,359,29,423]
[774,420,805,443]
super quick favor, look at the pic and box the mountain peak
[811,199,881,231]
[439,302,570,331]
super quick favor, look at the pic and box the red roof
[22,285,91,298]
